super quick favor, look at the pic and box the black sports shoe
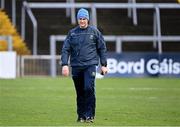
[77,117,85,123]
[86,117,94,123]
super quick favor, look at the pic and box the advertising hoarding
[106,53,180,77]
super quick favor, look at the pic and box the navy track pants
[72,65,96,118]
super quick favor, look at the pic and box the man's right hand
[62,65,69,76]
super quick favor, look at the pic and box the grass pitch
[0,77,180,126]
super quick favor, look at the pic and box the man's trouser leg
[72,67,85,118]
[84,65,96,118]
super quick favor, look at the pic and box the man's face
[78,18,88,28]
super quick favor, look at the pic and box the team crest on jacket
[71,33,75,36]
[90,35,94,40]
[92,72,96,77]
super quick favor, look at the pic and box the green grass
[0,77,180,126]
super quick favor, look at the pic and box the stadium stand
[0,10,30,55]
[1,0,180,54]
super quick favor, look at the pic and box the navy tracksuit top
[61,25,107,67]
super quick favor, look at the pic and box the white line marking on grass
[130,88,161,91]
[101,87,180,91]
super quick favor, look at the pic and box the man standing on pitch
[61,8,108,123]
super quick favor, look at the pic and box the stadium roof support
[0,0,16,26]
[0,0,5,9]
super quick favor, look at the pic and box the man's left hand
[101,66,108,75]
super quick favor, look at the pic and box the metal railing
[20,55,60,77]
[0,35,13,51]
[21,2,180,55]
